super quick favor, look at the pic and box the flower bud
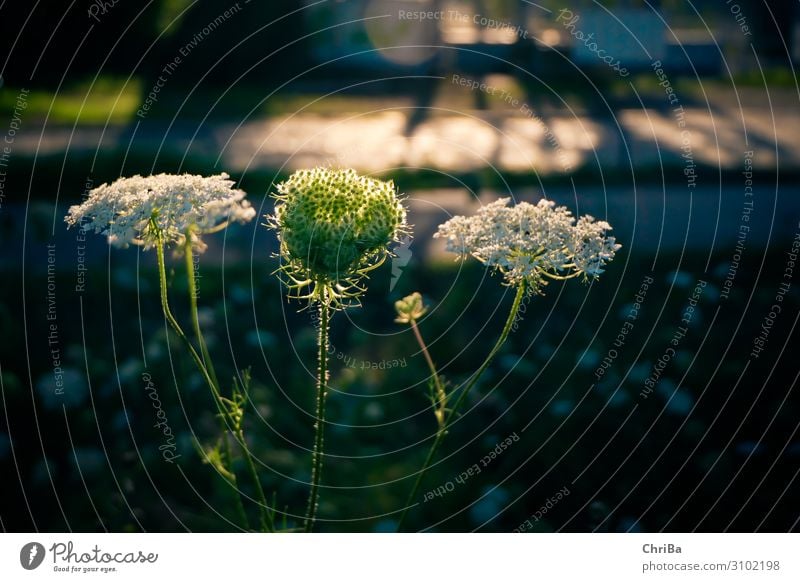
[268,168,409,307]
[394,291,428,324]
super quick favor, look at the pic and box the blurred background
[0,0,798,532]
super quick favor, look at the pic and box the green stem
[411,320,446,428]
[155,230,272,531]
[304,291,331,532]
[226,439,251,531]
[183,236,219,388]
[238,428,275,533]
[397,283,527,531]
[182,237,249,531]
[154,236,218,400]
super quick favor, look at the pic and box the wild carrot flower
[63,172,269,531]
[266,167,409,531]
[434,197,620,291]
[398,199,621,529]
[65,173,255,251]
[268,167,408,307]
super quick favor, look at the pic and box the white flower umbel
[64,174,274,531]
[434,197,621,291]
[399,198,621,530]
[65,173,256,252]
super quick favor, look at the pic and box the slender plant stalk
[180,238,274,532]
[181,237,250,530]
[154,235,218,399]
[397,283,527,530]
[304,289,331,532]
[224,444,251,531]
[238,426,275,532]
[155,228,273,531]
[410,320,446,428]
[183,236,219,387]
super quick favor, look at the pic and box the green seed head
[269,168,409,307]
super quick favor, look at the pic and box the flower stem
[183,236,219,388]
[410,320,446,429]
[181,238,250,530]
[397,283,527,530]
[154,236,217,400]
[304,291,331,532]
[155,231,272,531]
[238,427,275,533]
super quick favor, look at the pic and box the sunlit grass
[0,77,141,124]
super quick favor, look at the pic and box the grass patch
[1,77,142,125]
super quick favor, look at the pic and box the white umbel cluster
[435,197,621,289]
[65,173,256,251]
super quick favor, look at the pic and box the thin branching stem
[397,283,527,531]
[155,225,272,531]
[410,320,446,428]
[154,234,219,405]
[239,426,275,533]
[181,235,250,530]
[183,234,219,387]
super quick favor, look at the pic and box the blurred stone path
[10,91,800,177]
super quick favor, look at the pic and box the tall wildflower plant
[64,173,277,531]
[266,168,408,531]
[396,197,621,529]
